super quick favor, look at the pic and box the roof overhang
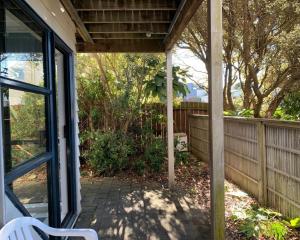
[60,0,204,53]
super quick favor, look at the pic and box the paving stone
[77,178,211,240]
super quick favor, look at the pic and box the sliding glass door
[0,0,77,233]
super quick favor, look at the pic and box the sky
[173,47,208,85]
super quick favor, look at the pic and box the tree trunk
[253,97,263,118]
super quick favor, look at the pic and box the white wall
[25,0,76,51]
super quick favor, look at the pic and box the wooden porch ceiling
[60,0,203,52]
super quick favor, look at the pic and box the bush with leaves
[133,156,146,176]
[232,205,290,240]
[85,131,135,176]
[144,138,166,172]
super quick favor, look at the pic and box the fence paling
[78,102,209,138]
[189,114,300,218]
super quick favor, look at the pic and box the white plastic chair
[0,217,98,240]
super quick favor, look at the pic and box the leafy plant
[86,131,135,176]
[144,138,166,172]
[134,157,146,176]
[224,109,254,117]
[144,65,190,101]
[233,205,289,240]
[290,217,300,229]
[265,221,288,240]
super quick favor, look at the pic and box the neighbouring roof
[60,0,203,53]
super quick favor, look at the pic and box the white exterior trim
[73,57,82,215]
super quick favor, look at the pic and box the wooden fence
[189,114,300,218]
[79,102,208,137]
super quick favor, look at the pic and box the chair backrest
[0,217,98,240]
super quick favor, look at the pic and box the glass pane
[0,1,45,86]
[9,163,49,223]
[1,87,47,172]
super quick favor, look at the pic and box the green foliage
[133,157,146,176]
[224,109,254,117]
[144,65,190,101]
[175,151,189,165]
[290,217,300,229]
[86,131,135,176]
[273,108,295,120]
[233,205,289,240]
[274,92,300,120]
[144,138,166,172]
[265,221,288,240]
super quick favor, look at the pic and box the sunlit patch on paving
[75,178,211,240]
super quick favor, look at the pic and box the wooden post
[208,0,225,239]
[166,50,175,188]
[257,121,267,205]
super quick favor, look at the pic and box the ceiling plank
[164,0,204,50]
[76,39,165,53]
[86,23,169,34]
[73,0,178,11]
[90,33,166,40]
[78,10,175,24]
[60,0,94,43]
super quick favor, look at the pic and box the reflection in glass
[9,163,49,223]
[0,2,44,86]
[1,87,47,172]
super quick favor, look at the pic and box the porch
[76,177,210,240]
[0,0,225,239]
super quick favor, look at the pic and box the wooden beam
[90,33,166,40]
[60,0,94,43]
[166,50,175,188]
[76,39,164,52]
[78,10,175,24]
[86,23,169,34]
[73,0,178,11]
[164,0,204,50]
[208,0,225,239]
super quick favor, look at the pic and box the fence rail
[189,114,300,218]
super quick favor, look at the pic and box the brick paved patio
[75,177,211,240]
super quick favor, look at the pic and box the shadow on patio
[74,178,211,240]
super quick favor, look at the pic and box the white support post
[0,89,6,227]
[208,0,225,239]
[166,50,175,188]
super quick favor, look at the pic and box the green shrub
[290,217,300,228]
[144,138,166,172]
[134,157,146,176]
[265,221,288,240]
[233,206,289,240]
[86,131,135,176]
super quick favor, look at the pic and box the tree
[178,0,300,117]
[144,66,189,101]
[77,53,189,134]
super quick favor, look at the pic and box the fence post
[257,121,267,205]
[188,115,191,152]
